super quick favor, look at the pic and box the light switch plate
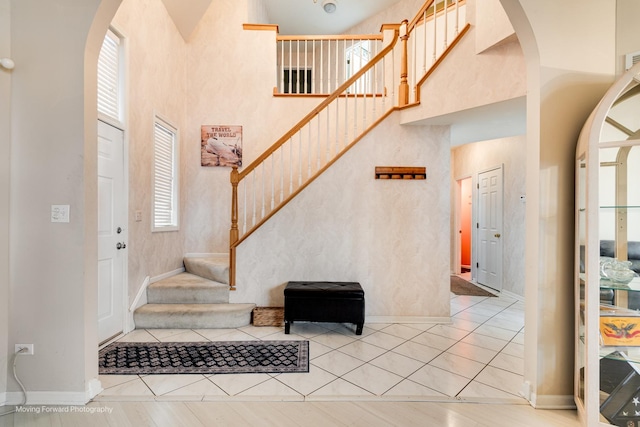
[135,210,142,222]
[51,205,70,223]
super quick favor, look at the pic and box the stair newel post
[398,20,409,107]
[230,165,239,291]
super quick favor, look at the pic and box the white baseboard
[127,276,150,332]
[530,393,576,409]
[0,391,6,406]
[5,391,90,406]
[85,378,103,401]
[150,267,185,284]
[184,252,227,258]
[366,316,451,324]
[500,289,524,301]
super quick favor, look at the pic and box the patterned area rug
[450,275,495,297]
[99,340,309,375]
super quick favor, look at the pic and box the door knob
[494,233,501,238]
[116,242,122,250]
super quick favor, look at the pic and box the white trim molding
[530,393,576,410]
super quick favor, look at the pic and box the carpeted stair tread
[184,255,229,284]
[134,303,255,329]
[147,272,228,304]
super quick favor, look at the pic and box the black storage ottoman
[284,281,365,335]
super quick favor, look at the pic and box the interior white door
[97,120,126,343]
[477,167,503,291]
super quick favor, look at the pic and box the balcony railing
[275,34,385,96]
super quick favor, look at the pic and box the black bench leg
[356,323,363,335]
[285,320,291,334]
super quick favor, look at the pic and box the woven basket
[252,307,284,327]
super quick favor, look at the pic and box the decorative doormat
[99,340,309,375]
[450,275,496,297]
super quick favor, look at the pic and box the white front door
[477,166,503,291]
[97,120,126,343]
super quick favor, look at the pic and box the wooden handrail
[414,23,470,103]
[277,34,383,42]
[229,0,469,289]
[408,0,436,32]
[236,29,399,182]
[232,108,397,251]
[408,0,466,33]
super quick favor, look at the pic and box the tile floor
[96,288,526,403]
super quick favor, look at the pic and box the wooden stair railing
[229,27,401,290]
[229,0,470,290]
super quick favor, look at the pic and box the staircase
[134,255,255,329]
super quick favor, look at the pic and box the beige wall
[475,0,515,53]
[183,0,324,255]
[111,0,188,302]
[452,136,526,297]
[7,0,104,400]
[617,0,640,74]
[0,0,10,401]
[234,116,452,319]
[501,0,616,408]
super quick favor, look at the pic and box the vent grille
[625,50,640,71]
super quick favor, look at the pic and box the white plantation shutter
[153,119,179,230]
[97,29,120,121]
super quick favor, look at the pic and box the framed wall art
[201,125,242,167]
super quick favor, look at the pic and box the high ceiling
[264,0,402,35]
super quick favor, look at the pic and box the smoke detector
[322,0,337,13]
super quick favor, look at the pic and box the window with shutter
[153,118,179,231]
[98,29,121,122]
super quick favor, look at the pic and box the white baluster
[335,94,340,153]
[423,11,427,74]
[335,38,339,92]
[279,41,283,93]
[327,106,330,161]
[261,162,266,218]
[280,147,284,203]
[320,41,324,93]
[312,40,316,94]
[288,41,292,94]
[327,38,332,92]
[354,81,358,137]
[455,0,459,36]
[252,172,256,227]
[316,114,320,169]
[289,137,293,194]
[443,0,449,50]
[307,123,312,177]
[296,40,300,93]
[242,180,247,234]
[433,3,437,63]
[344,86,349,146]
[298,131,303,186]
[270,154,275,210]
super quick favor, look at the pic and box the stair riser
[147,288,228,304]
[134,311,251,329]
[184,258,229,284]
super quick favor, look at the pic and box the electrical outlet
[135,210,142,222]
[15,344,34,355]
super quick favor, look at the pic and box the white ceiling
[264,0,402,35]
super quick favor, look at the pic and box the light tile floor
[96,289,526,403]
